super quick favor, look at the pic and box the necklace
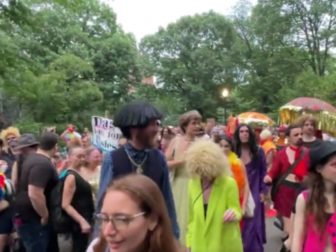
[125,150,148,174]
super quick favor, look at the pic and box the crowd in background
[0,101,336,252]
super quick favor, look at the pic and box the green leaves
[140,12,240,118]
[0,0,139,131]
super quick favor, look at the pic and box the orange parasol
[237,112,274,126]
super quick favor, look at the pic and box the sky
[103,0,253,41]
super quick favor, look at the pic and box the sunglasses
[6,137,16,142]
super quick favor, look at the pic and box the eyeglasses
[95,212,146,230]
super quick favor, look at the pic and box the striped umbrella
[237,112,274,126]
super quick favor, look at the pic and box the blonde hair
[186,139,230,179]
[0,127,20,143]
[179,110,202,133]
[260,129,272,141]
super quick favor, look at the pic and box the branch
[295,1,317,74]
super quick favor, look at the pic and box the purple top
[241,148,267,252]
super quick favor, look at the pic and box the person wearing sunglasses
[0,127,20,158]
[88,174,180,252]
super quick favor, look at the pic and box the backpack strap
[59,169,69,180]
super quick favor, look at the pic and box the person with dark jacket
[96,101,179,239]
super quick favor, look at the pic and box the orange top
[275,137,286,148]
[261,140,276,155]
[228,152,246,198]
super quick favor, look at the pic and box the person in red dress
[264,125,310,239]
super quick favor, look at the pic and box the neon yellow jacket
[186,176,243,252]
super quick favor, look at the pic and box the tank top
[68,169,94,225]
[302,190,336,252]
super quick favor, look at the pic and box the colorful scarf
[228,152,246,198]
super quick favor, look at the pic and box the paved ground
[264,218,284,252]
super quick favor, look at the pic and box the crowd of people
[0,101,335,252]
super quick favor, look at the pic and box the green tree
[231,0,307,113]
[0,0,141,130]
[140,11,242,117]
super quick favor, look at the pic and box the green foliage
[1,0,335,130]
[140,12,241,118]
[228,0,336,114]
[0,0,140,130]
[15,120,43,136]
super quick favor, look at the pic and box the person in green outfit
[185,140,243,252]
[165,110,202,246]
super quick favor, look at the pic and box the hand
[41,215,49,226]
[241,205,246,216]
[80,220,91,234]
[223,209,236,222]
[264,175,272,184]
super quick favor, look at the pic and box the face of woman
[101,190,157,252]
[82,136,91,148]
[6,134,17,145]
[162,128,169,138]
[185,119,201,137]
[87,149,102,166]
[318,154,336,184]
[219,139,231,155]
[239,126,250,143]
[302,120,315,136]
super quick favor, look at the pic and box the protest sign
[91,116,122,152]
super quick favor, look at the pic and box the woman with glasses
[185,140,243,252]
[87,174,180,252]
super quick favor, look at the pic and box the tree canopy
[0,0,335,130]
[0,0,140,131]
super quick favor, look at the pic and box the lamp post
[221,88,230,125]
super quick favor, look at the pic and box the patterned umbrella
[279,97,336,136]
[237,112,274,126]
[280,97,336,113]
